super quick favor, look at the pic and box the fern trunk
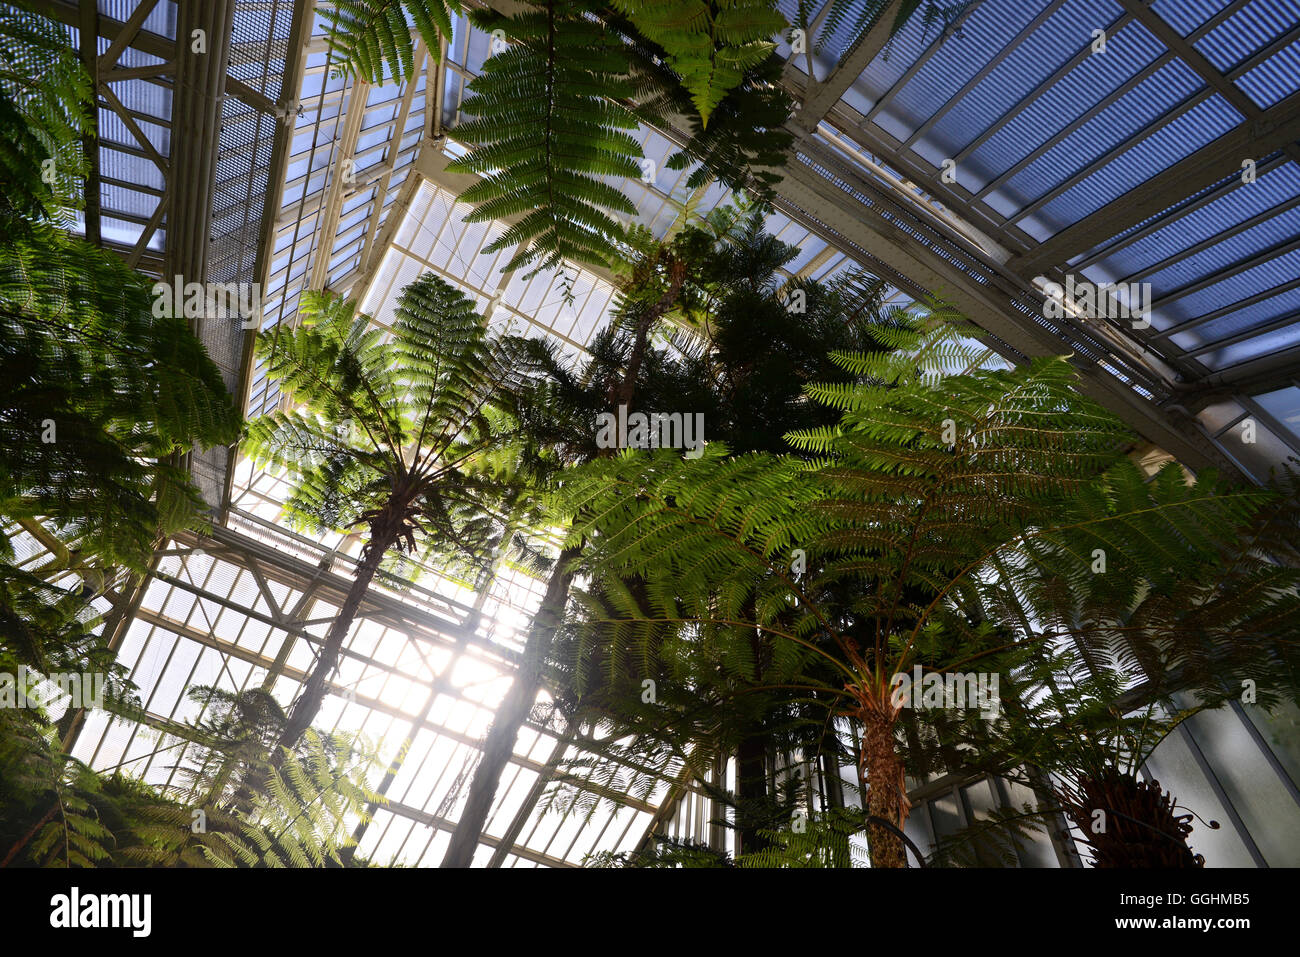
[735,731,769,855]
[439,245,686,866]
[0,802,57,867]
[861,709,909,868]
[1063,771,1204,868]
[275,526,396,755]
[612,264,688,408]
[735,618,772,855]
[440,543,581,868]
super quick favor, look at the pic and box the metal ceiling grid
[58,522,672,867]
[776,0,1300,482]
[29,0,1300,867]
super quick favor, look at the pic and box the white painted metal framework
[24,0,1300,866]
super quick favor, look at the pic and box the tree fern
[0,561,104,674]
[0,14,237,573]
[245,273,531,753]
[529,227,905,855]
[555,309,1294,865]
[320,1,799,271]
[438,228,718,865]
[739,809,872,867]
[816,0,973,57]
[184,730,383,868]
[0,685,126,868]
[445,2,645,275]
[1,224,239,571]
[924,802,1050,868]
[0,0,92,229]
[905,468,1300,866]
[115,689,385,868]
[612,0,785,127]
[612,11,793,201]
[656,50,793,198]
[587,834,734,867]
[321,0,458,83]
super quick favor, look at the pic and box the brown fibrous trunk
[859,704,911,868]
[440,543,580,867]
[1060,770,1205,868]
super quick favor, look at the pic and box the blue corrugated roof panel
[1084,161,1300,278]
[1171,286,1300,349]
[1156,246,1300,323]
[965,17,1164,194]
[992,58,1205,217]
[1235,40,1300,107]
[1140,206,1300,294]
[1033,93,1244,232]
[1193,0,1300,71]
[926,3,1103,158]
[1197,322,1300,369]
[1151,0,1236,36]
[851,3,955,108]
[811,0,898,64]
[887,0,1045,137]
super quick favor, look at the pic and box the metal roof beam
[344,164,425,303]
[1120,0,1300,175]
[963,0,1260,212]
[1198,342,1300,394]
[39,0,284,116]
[176,524,484,652]
[381,799,578,868]
[1124,0,1268,119]
[38,0,169,56]
[306,75,371,291]
[794,0,905,129]
[857,6,952,127]
[483,720,576,867]
[779,63,1024,244]
[95,0,160,67]
[337,41,429,299]
[773,154,1237,474]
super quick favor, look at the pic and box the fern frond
[322,0,458,83]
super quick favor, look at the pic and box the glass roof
[49,0,1300,867]
[791,0,1300,391]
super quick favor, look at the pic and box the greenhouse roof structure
[16,0,1300,868]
